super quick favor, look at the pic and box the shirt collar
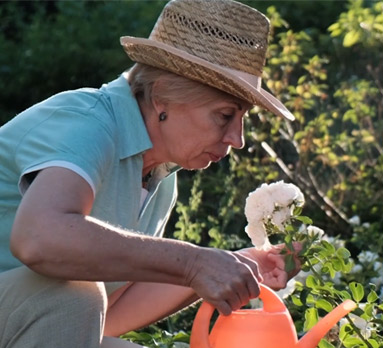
[100,74,152,159]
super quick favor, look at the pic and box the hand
[184,247,263,316]
[236,243,302,291]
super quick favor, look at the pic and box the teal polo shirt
[0,75,178,273]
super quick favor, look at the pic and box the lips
[208,153,224,162]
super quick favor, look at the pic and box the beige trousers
[0,266,144,348]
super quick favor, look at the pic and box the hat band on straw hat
[121,36,262,91]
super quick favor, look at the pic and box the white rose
[271,207,291,229]
[245,188,274,223]
[269,181,305,207]
[244,181,305,248]
[245,223,270,249]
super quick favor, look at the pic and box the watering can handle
[190,284,287,348]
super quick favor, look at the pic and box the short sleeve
[15,97,116,196]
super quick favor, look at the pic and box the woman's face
[159,97,250,170]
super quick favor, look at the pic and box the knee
[1,279,108,346]
[61,280,108,319]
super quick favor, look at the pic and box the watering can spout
[297,300,357,348]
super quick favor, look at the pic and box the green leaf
[292,295,303,306]
[339,290,352,301]
[306,275,319,289]
[285,253,296,273]
[367,338,379,348]
[361,303,374,319]
[321,240,336,254]
[318,339,336,348]
[339,323,353,341]
[336,247,351,260]
[349,282,364,302]
[331,258,342,272]
[295,215,313,224]
[343,30,361,47]
[315,299,333,312]
[367,290,379,303]
[373,23,383,32]
[304,308,319,331]
[172,332,190,342]
[342,336,367,348]
[293,206,303,216]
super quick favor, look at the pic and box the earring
[159,112,167,122]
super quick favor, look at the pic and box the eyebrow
[228,101,243,111]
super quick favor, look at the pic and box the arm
[105,282,198,337]
[10,167,262,315]
[11,167,196,283]
[104,243,302,337]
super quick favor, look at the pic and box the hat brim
[120,36,294,121]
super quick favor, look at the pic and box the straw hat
[120,0,295,121]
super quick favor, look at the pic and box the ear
[151,80,167,115]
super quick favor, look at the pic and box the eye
[213,105,237,126]
[219,113,234,125]
[222,113,234,120]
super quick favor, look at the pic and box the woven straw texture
[150,0,269,77]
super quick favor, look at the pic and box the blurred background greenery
[1,0,382,345]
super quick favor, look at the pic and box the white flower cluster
[244,181,305,249]
[352,251,383,289]
[340,308,374,339]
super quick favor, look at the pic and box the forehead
[197,85,252,110]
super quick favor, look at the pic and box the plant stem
[345,314,373,348]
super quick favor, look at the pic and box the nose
[222,116,245,149]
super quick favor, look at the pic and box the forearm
[105,282,199,336]
[11,212,199,284]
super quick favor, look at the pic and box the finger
[235,254,263,282]
[214,300,232,316]
[271,268,288,290]
[262,268,288,290]
[226,291,244,312]
[246,276,261,299]
[274,268,288,290]
[228,263,259,306]
[266,252,285,269]
[269,244,285,254]
[235,281,252,307]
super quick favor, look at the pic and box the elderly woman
[0,0,299,347]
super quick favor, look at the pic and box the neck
[138,97,170,176]
[142,150,161,177]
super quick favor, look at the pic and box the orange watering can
[190,284,356,348]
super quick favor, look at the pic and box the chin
[182,161,212,171]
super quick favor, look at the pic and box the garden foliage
[0,0,382,346]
